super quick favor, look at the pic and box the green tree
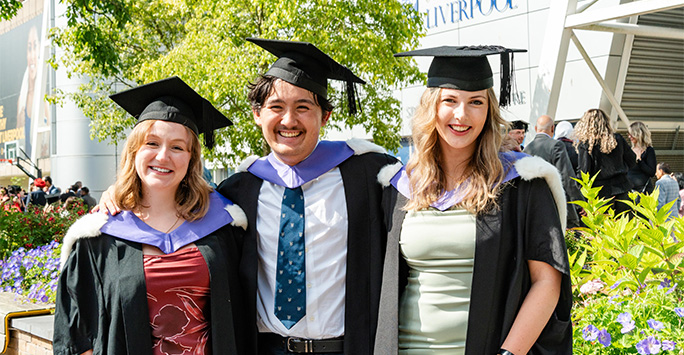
[0,0,22,21]
[50,0,425,167]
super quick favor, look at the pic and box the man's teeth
[280,131,300,138]
[151,167,171,173]
[450,125,469,132]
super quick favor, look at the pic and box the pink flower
[580,279,606,295]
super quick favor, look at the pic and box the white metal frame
[530,0,684,129]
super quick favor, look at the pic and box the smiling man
[217,38,398,355]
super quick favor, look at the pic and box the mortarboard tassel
[499,52,512,107]
[202,99,214,150]
[346,80,360,115]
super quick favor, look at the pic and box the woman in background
[54,77,246,355]
[627,121,657,194]
[375,46,572,355]
[574,108,636,215]
[554,120,578,173]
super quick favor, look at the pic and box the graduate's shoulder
[60,212,111,268]
[344,138,399,167]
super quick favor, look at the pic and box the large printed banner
[0,1,50,162]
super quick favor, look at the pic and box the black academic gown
[374,177,573,355]
[217,152,397,355]
[53,226,247,355]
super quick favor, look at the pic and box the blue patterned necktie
[275,186,306,329]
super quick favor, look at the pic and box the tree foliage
[0,0,22,21]
[51,0,425,167]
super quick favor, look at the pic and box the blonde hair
[114,120,211,221]
[404,87,507,214]
[574,108,616,155]
[628,121,652,150]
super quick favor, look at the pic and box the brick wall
[5,329,52,355]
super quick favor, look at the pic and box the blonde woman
[574,108,636,215]
[375,46,572,355]
[627,121,657,193]
[54,77,248,355]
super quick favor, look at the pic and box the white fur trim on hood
[237,155,259,172]
[225,204,248,230]
[346,138,387,155]
[377,162,403,187]
[60,213,109,270]
[514,156,568,230]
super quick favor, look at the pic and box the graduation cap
[510,120,529,131]
[110,76,232,149]
[394,45,526,107]
[247,37,366,114]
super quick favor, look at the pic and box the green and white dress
[398,208,476,354]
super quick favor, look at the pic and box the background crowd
[0,177,98,213]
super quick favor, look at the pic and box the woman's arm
[499,260,562,355]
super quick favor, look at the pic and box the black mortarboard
[110,76,232,149]
[510,120,528,131]
[394,45,526,107]
[247,37,366,114]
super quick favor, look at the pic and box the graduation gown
[374,155,573,355]
[216,140,398,355]
[53,197,248,355]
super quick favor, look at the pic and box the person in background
[524,114,583,228]
[654,163,681,220]
[54,76,247,355]
[375,45,572,355]
[674,172,684,217]
[27,178,47,207]
[554,121,578,173]
[574,108,636,216]
[79,186,97,211]
[627,121,657,194]
[44,176,61,196]
[506,120,528,152]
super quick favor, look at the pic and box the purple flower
[648,319,664,332]
[621,319,636,334]
[636,336,661,354]
[675,308,684,317]
[617,312,632,323]
[583,324,599,341]
[636,336,660,354]
[661,340,675,351]
[617,312,636,333]
[658,278,671,289]
[598,329,612,347]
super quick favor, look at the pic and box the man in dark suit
[217,38,397,355]
[524,115,583,227]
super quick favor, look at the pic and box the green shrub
[570,172,684,353]
[0,199,88,258]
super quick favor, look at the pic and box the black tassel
[202,100,214,150]
[346,80,359,115]
[499,52,511,107]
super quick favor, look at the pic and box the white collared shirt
[256,167,348,338]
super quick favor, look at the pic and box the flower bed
[571,172,684,354]
[0,199,87,304]
[0,241,60,304]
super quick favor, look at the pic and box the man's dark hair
[657,162,672,175]
[44,176,52,184]
[81,186,89,195]
[247,75,334,115]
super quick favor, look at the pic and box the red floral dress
[144,247,211,355]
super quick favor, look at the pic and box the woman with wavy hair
[574,108,636,215]
[375,46,572,355]
[54,77,248,355]
[627,121,657,194]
